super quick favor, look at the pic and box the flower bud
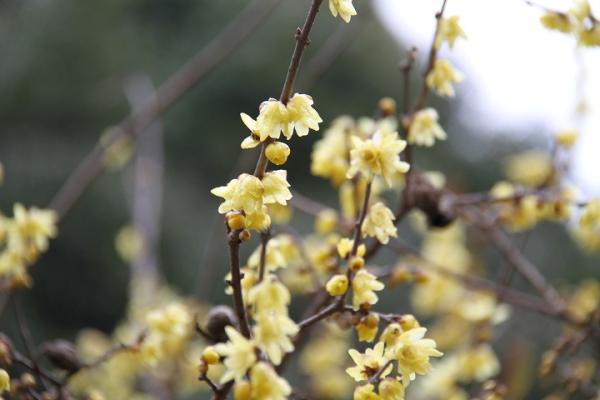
[378,97,397,117]
[349,256,365,272]
[226,212,246,230]
[234,380,252,400]
[201,346,220,365]
[238,229,251,241]
[265,141,290,165]
[326,274,349,297]
[398,314,420,331]
[315,209,338,234]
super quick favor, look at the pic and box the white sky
[373,0,600,197]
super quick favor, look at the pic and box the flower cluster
[540,0,600,47]
[0,203,57,288]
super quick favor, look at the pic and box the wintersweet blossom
[10,203,57,253]
[362,202,397,244]
[211,174,263,215]
[353,384,381,400]
[329,0,357,23]
[378,378,406,400]
[346,342,392,382]
[392,327,443,386]
[247,276,292,315]
[284,94,323,138]
[215,326,256,383]
[253,311,298,365]
[261,170,292,205]
[408,108,447,147]
[326,274,349,296]
[435,16,467,49]
[347,130,410,186]
[352,269,385,310]
[250,362,292,400]
[426,59,464,97]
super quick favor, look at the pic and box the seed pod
[42,340,83,373]
[204,305,238,343]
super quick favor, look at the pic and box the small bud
[226,212,246,230]
[414,270,429,284]
[234,380,252,400]
[0,337,12,366]
[42,340,83,373]
[378,97,397,117]
[349,256,365,272]
[326,274,349,297]
[363,313,380,329]
[20,372,36,388]
[356,313,380,342]
[398,314,420,331]
[0,369,10,393]
[238,229,251,241]
[201,346,220,365]
[389,265,413,286]
[265,141,291,165]
[555,129,578,148]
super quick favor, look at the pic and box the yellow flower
[311,117,352,186]
[354,383,381,400]
[567,279,600,322]
[408,108,447,147]
[426,59,464,97]
[315,209,338,234]
[240,113,262,149]
[540,12,573,33]
[261,170,292,206]
[215,326,256,383]
[329,0,357,23]
[234,380,252,400]
[245,208,272,231]
[554,129,578,148]
[284,93,323,138]
[379,378,405,400]
[11,203,57,253]
[435,16,467,49]
[265,141,291,165]
[0,369,9,393]
[247,235,300,272]
[356,313,379,342]
[247,276,292,315]
[352,270,385,310]
[253,312,298,365]
[504,150,552,187]
[267,203,293,224]
[579,25,600,47]
[211,174,264,215]
[250,362,291,400]
[392,327,443,386]
[326,274,349,297]
[362,202,397,244]
[347,342,391,382]
[114,225,143,263]
[256,99,289,141]
[457,344,500,383]
[347,129,410,186]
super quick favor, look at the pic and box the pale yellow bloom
[392,327,443,386]
[285,94,323,138]
[253,311,298,365]
[426,59,464,97]
[247,235,300,272]
[311,117,352,186]
[362,202,397,244]
[347,129,410,186]
[580,199,600,230]
[245,208,272,231]
[356,313,379,342]
[346,342,391,382]
[379,378,405,400]
[329,0,357,23]
[247,276,292,315]
[256,99,289,141]
[567,279,600,322]
[540,12,574,33]
[354,384,381,400]
[250,362,291,400]
[115,224,143,263]
[261,170,292,206]
[215,326,256,383]
[211,174,264,215]
[352,269,385,310]
[435,16,467,49]
[240,113,261,149]
[11,203,57,253]
[457,344,500,383]
[326,274,349,296]
[337,237,366,259]
[579,25,600,47]
[505,150,553,187]
[315,209,338,234]
[408,108,447,147]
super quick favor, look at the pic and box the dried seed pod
[204,305,238,343]
[42,340,83,373]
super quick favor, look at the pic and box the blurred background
[1,0,599,398]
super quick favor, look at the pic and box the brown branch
[227,230,251,338]
[296,301,341,330]
[253,0,325,179]
[48,0,281,220]
[258,229,271,282]
[369,359,394,384]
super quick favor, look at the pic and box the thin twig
[227,230,251,338]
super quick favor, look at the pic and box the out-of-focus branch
[49,0,281,221]
[123,75,164,287]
